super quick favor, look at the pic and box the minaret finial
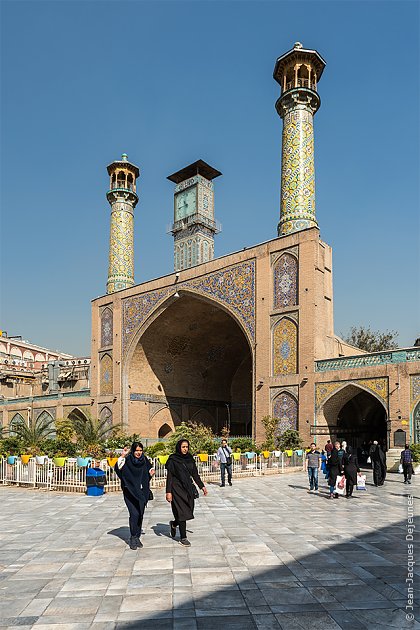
[273,44,326,236]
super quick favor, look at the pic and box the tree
[277,429,303,451]
[71,413,120,447]
[260,415,277,451]
[343,326,399,352]
[166,422,218,455]
[11,414,56,449]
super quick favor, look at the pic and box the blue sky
[1,0,419,356]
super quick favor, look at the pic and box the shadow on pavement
[113,513,419,629]
[107,526,130,543]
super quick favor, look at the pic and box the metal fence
[0,452,304,493]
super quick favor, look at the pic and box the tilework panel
[123,287,171,355]
[101,308,113,347]
[181,260,255,340]
[273,392,298,434]
[279,106,318,236]
[315,382,342,409]
[315,378,388,410]
[273,253,298,308]
[107,202,134,293]
[100,353,113,396]
[122,260,255,354]
[410,375,420,404]
[99,405,112,428]
[316,348,420,372]
[273,318,297,375]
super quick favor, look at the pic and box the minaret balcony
[283,78,317,93]
[168,213,221,235]
[109,181,136,192]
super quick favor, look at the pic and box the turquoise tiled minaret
[274,43,326,236]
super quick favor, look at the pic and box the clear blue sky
[1,1,419,356]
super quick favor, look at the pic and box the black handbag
[192,484,199,499]
[223,446,232,466]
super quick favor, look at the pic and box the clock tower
[167,159,221,271]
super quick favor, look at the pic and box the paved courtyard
[0,470,418,629]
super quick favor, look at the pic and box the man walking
[216,439,233,487]
[305,443,322,493]
[400,444,414,484]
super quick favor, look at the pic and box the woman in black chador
[327,441,342,499]
[114,442,155,550]
[371,442,386,486]
[343,451,359,498]
[165,439,208,546]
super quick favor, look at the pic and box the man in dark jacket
[400,444,414,484]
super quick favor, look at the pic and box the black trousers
[403,463,412,482]
[346,481,354,496]
[123,490,145,537]
[220,462,232,485]
[171,502,187,539]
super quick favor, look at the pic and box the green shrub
[166,422,218,455]
[40,438,77,457]
[0,436,23,455]
[230,437,256,452]
[276,429,303,451]
[146,442,168,458]
[410,443,420,463]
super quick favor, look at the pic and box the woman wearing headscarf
[327,441,343,499]
[114,442,155,550]
[342,450,359,498]
[371,441,386,486]
[165,439,208,546]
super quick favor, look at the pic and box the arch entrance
[126,292,253,436]
[321,384,388,452]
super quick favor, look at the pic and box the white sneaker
[313,489,319,493]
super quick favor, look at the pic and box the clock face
[175,186,196,220]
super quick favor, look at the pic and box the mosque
[2,43,420,461]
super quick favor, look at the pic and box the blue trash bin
[86,466,107,496]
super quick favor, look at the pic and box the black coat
[343,453,359,485]
[166,453,204,521]
[327,448,342,486]
[114,454,152,506]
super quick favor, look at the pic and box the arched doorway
[126,292,253,437]
[322,384,388,452]
[158,423,173,438]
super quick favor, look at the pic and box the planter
[36,455,47,465]
[198,453,208,462]
[21,454,32,465]
[53,457,67,467]
[232,452,241,461]
[245,451,256,459]
[77,457,91,467]
[158,455,169,465]
[296,450,303,456]
[7,456,17,465]
[107,457,118,468]
[262,451,270,459]
[285,450,293,457]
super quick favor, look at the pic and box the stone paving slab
[0,472,418,629]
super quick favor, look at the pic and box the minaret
[167,160,221,271]
[106,154,139,293]
[274,42,326,236]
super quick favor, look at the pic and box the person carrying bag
[216,439,233,487]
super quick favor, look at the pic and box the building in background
[1,43,419,460]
